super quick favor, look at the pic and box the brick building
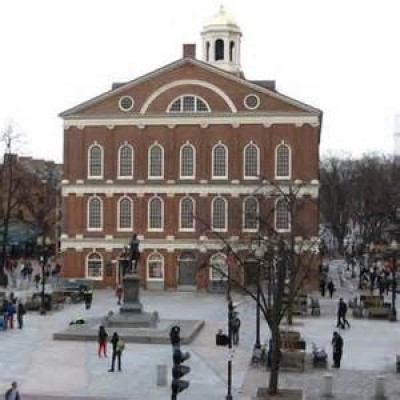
[59,7,322,290]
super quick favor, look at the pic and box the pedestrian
[17,301,26,329]
[116,285,123,305]
[331,331,343,368]
[5,381,20,400]
[98,325,108,357]
[320,277,326,297]
[6,301,16,329]
[83,288,93,309]
[34,273,40,289]
[231,314,241,346]
[109,332,124,372]
[327,280,335,298]
[336,298,350,329]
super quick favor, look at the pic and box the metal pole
[391,258,397,321]
[226,255,233,400]
[40,254,46,315]
[255,260,261,349]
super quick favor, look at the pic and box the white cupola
[201,5,242,75]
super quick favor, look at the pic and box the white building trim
[62,182,319,198]
[64,114,320,129]
[140,79,237,113]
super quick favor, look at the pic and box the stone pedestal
[120,273,143,313]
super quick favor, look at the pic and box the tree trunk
[268,325,281,395]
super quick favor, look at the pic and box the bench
[366,307,391,319]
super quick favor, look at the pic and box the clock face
[244,94,260,110]
[119,96,134,112]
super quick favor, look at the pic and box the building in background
[59,7,322,290]
[394,115,400,157]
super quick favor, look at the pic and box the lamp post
[37,235,51,315]
[254,241,265,350]
[226,247,234,400]
[388,241,398,322]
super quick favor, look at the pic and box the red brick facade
[60,48,322,290]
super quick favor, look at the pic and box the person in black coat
[327,280,335,298]
[5,381,20,400]
[331,331,343,368]
[17,302,26,329]
[337,298,350,329]
[109,332,123,372]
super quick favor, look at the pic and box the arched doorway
[178,252,197,287]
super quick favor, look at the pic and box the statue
[129,233,140,274]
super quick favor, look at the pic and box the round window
[119,96,134,112]
[244,94,260,110]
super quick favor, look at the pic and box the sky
[1,0,399,163]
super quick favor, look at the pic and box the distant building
[59,7,322,290]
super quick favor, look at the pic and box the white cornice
[63,114,319,129]
[61,182,319,198]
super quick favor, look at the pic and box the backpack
[116,339,125,352]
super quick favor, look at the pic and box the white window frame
[167,94,211,113]
[179,142,196,180]
[275,142,292,180]
[148,142,164,180]
[87,142,104,180]
[86,252,103,280]
[87,195,103,232]
[117,196,133,232]
[211,196,228,232]
[243,141,260,180]
[212,142,228,180]
[117,143,134,179]
[179,196,195,232]
[275,198,291,232]
[146,252,165,281]
[242,196,259,232]
[209,253,228,281]
[148,196,164,232]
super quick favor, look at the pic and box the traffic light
[170,325,191,398]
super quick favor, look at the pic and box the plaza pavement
[0,259,399,399]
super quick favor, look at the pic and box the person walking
[337,298,350,329]
[109,332,124,372]
[327,280,335,298]
[98,325,108,357]
[83,288,93,310]
[17,301,26,329]
[116,285,123,305]
[331,331,344,368]
[231,314,241,346]
[320,277,326,297]
[5,381,20,400]
[6,301,16,329]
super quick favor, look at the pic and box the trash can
[156,364,167,386]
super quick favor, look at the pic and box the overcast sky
[1,0,399,163]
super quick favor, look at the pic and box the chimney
[183,44,196,59]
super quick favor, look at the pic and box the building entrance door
[178,253,197,286]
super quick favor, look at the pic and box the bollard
[322,373,333,397]
[374,375,385,399]
[156,364,167,386]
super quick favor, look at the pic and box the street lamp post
[37,235,50,315]
[254,242,265,350]
[388,241,398,322]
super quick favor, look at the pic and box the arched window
[212,197,227,231]
[243,197,259,231]
[86,252,103,280]
[87,196,103,231]
[229,41,235,62]
[212,143,228,179]
[180,197,195,231]
[206,41,210,61]
[167,95,210,113]
[88,144,103,178]
[118,196,133,231]
[275,198,290,231]
[209,253,228,281]
[118,144,133,178]
[147,252,164,280]
[275,143,291,178]
[148,196,163,231]
[215,39,224,61]
[180,143,195,179]
[243,143,260,178]
[148,143,164,179]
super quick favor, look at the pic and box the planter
[256,388,304,400]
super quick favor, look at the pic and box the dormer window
[168,95,210,113]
